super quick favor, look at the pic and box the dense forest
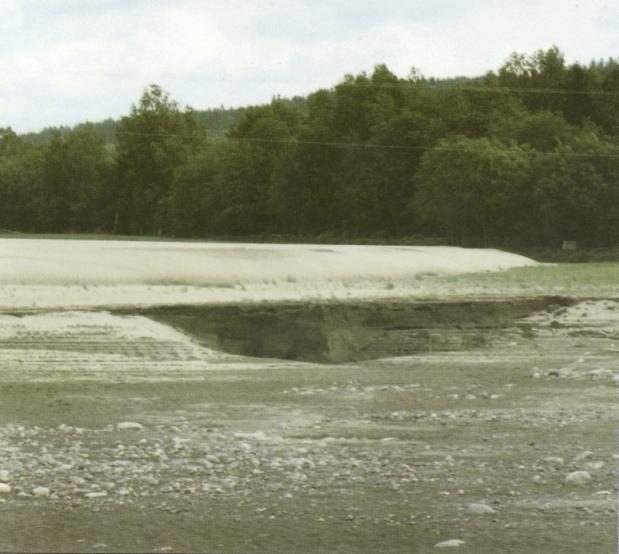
[1,47,618,246]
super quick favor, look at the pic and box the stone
[574,451,593,462]
[434,539,465,548]
[117,422,143,430]
[565,471,591,485]
[0,483,11,494]
[543,457,564,467]
[465,503,495,515]
[84,491,108,498]
[32,486,50,497]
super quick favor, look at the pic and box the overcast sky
[1,0,618,132]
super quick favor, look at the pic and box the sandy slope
[0,239,536,309]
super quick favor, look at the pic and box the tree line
[1,47,618,247]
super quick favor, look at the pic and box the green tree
[64,124,114,231]
[39,131,70,231]
[489,110,575,151]
[590,58,619,135]
[115,84,206,235]
[169,148,223,237]
[0,128,43,231]
[532,132,619,245]
[413,137,534,245]
[222,99,304,235]
[34,126,112,232]
[498,46,567,113]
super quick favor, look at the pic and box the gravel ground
[0,298,617,552]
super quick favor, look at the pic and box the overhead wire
[16,81,619,159]
[333,81,619,97]
[95,129,619,160]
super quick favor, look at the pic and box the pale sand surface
[0,239,536,309]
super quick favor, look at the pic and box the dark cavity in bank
[129,297,574,364]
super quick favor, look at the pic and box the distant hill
[21,106,251,148]
[21,95,310,148]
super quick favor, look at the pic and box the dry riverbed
[0,297,617,552]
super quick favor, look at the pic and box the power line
[215,135,619,159]
[333,81,619,97]
[106,129,619,159]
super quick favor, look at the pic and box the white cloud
[0,0,617,132]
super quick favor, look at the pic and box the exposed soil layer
[133,296,575,363]
[0,297,617,553]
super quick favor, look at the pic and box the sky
[1,0,618,133]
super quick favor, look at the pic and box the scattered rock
[434,539,465,548]
[565,471,591,485]
[543,456,564,467]
[0,483,11,494]
[117,422,144,431]
[85,491,108,498]
[465,503,495,515]
[574,451,593,462]
[32,486,50,497]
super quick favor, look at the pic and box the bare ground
[0,297,617,553]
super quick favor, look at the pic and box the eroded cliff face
[136,297,575,363]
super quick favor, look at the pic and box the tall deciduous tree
[413,137,534,245]
[115,84,206,235]
[532,133,619,245]
[35,126,112,232]
[64,124,114,232]
[0,128,43,232]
